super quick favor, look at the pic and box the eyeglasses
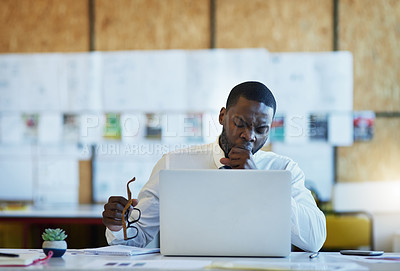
[122,177,141,240]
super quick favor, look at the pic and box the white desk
[1,249,400,271]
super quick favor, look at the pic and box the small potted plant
[41,228,68,257]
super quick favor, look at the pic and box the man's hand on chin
[220,146,257,169]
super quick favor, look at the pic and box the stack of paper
[83,245,160,256]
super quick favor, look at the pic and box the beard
[218,127,267,157]
[219,128,232,158]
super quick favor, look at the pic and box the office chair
[322,211,374,251]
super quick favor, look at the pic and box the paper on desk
[83,259,211,269]
[345,255,400,263]
[206,261,367,271]
[83,245,159,256]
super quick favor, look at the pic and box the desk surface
[1,249,400,271]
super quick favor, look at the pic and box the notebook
[159,169,292,257]
[84,245,160,256]
[0,252,41,266]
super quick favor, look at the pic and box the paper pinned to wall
[185,50,219,111]
[207,49,269,112]
[63,114,81,143]
[38,113,63,144]
[121,113,147,143]
[101,51,140,112]
[161,113,187,144]
[93,149,160,203]
[272,142,334,201]
[101,50,187,112]
[313,51,353,112]
[202,112,221,144]
[19,54,61,111]
[186,49,270,112]
[0,53,62,111]
[0,145,34,201]
[35,145,80,206]
[0,54,24,111]
[80,114,104,144]
[137,50,186,111]
[58,52,102,112]
[269,51,353,114]
[328,112,354,146]
[269,53,319,113]
[0,113,24,144]
[284,113,309,144]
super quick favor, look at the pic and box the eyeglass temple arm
[122,177,136,240]
[126,177,136,200]
[122,199,132,240]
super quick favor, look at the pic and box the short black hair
[226,81,276,116]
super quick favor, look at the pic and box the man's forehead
[232,114,270,125]
[229,97,272,111]
[228,101,274,118]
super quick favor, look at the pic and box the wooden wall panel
[79,160,92,204]
[0,0,89,53]
[215,0,333,51]
[337,117,400,182]
[95,0,210,50]
[339,0,400,111]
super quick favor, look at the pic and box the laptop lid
[159,169,291,257]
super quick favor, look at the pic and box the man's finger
[220,157,231,166]
[228,160,244,169]
[107,225,123,232]
[108,196,129,205]
[103,208,124,220]
[102,216,122,225]
[104,202,125,214]
[102,215,123,232]
[131,199,139,207]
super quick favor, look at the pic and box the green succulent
[42,228,68,241]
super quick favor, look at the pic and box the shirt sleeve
[286,160,327,252]
[105,155,165,247]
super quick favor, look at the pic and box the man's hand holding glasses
[102,177,141,240]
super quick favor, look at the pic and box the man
[102,81,326,252]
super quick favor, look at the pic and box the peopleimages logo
[80,142,225,156]
[79,113,320,144]
[79,113,222,139]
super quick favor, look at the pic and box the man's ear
[219,107,226,125]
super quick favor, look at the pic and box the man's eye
[234,123,244,128]
[233,119,245,127]
[256,127,268,134]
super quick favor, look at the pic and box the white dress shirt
[106,139,326,252]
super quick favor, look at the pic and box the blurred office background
[0,0,399,251]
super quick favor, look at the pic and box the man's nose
[241,128,256,142]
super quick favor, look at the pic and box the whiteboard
[0,49,353,203]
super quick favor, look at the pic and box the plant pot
[42,240,67,257]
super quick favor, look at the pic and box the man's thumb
[220,157,230,166]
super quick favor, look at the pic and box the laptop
[159,169,292,257]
